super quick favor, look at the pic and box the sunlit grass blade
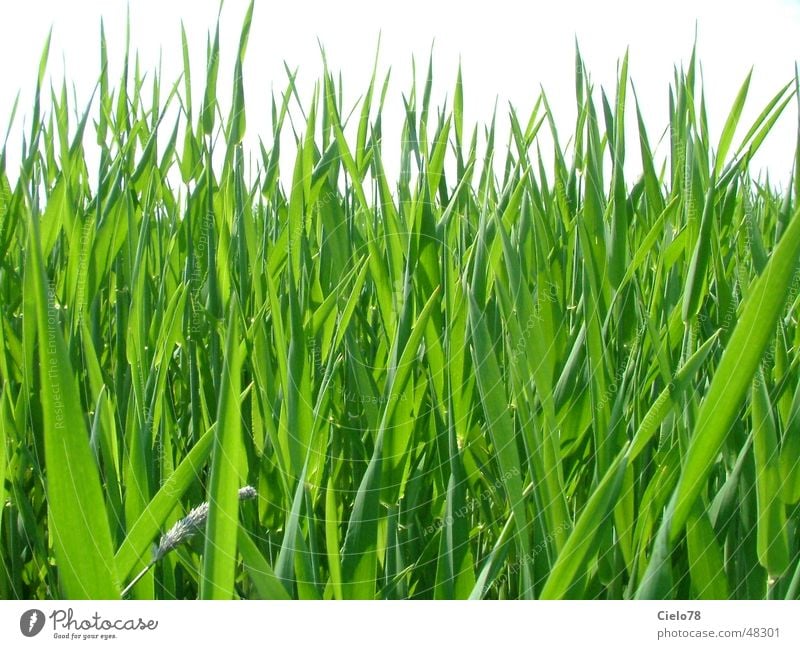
[25,199,119,599]
[201,295,245,599]
[670,205,800,540]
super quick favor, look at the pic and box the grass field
[1,3,800,599]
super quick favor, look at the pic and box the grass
[1,3,800,599]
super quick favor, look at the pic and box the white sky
[0,0,798,186]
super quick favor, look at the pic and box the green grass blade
[238,526,291,599]
[201,295,245,599]
[752,372,790,576]
[714,69,752,175]
[540,447,628,599]
[114,428,214,584]
[671,205,800,539]
[26,203,119,598]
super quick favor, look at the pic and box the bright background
[0,0,798,183]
